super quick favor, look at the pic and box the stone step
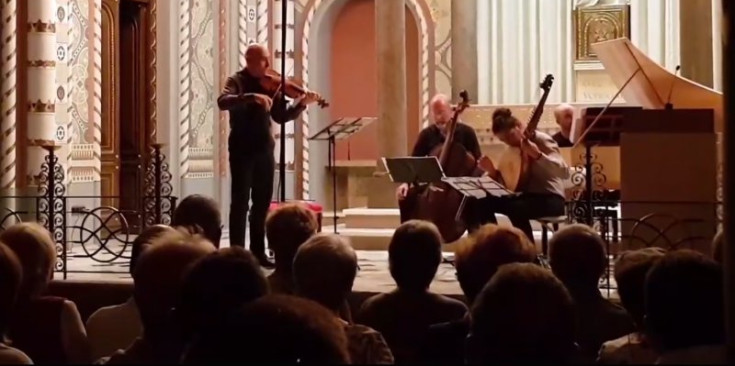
[324,224,552,253]
[343,207,401,229]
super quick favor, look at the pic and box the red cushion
[269,200,323,213]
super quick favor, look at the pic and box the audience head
[549,224,607,292]
[492,108,524,147]
[130,224,177,276]
[467,263,576,364]
[266,203,318,270]
[0,243,22,342]
[172,194,222,248]
[614,247,665,328]
[133,231,216,335]
[293,233,357,312]
[644,250,724,352]
[712,230,723,264]
[0,223,56,299]
[177,246,268,336]
[455,224,536,303]
[553,103,575,132]
[184,295,350,364]
[389,220,442,292]
[430,94,453,131]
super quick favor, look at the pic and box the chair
[536,216,567,256]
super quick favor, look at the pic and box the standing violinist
[217,44,320,268]
[469,108,570,240]
[396,94,482,219]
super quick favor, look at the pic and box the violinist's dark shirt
[217,69,305,156]
[411,123,482,159]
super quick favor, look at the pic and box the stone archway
[296,0,435,201]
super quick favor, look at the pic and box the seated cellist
[395,93,482,206]
[469,108,569,241]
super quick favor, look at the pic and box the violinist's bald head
[245,44,270,77]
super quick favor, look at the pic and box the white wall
[476,0,682,104]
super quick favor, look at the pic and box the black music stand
[442,176,512,221]
[309,117,376,233]
[382,156,444,186]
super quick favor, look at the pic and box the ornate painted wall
[179,0,216,179]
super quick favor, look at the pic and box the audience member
[359,221,466,363]
[183,295,351,364]
[2,223,90,364]
[176,246,268,344]
[467,263,577,364]
[103,231,215,364]
[0,243,32,364]
[645,250,725,364]
[598,248,664,364]
[548,224,634,362]
[712,230,723,264]
[86,224,176,361]
[172,194,222,248]
[265,203,318,294]
[294,234,393,364]
[420,224,536,364]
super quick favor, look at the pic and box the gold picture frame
[574,5,631,62]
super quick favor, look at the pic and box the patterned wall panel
[56,0,72,184]
[179,0,215,179]
[429,0,451,102]
[67,0,99,183]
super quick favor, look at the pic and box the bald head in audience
[133,231,216,334]
[454,224,536,304]
[467,263,576,364]
[172,194,222,247]
[293,234,357,312]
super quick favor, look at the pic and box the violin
[259,69,330,108]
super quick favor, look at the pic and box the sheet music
[442,176,511,199]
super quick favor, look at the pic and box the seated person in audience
[0,243,32,364]
[645,250,725,364]
[597,248,664,364]
[183,295,351,364]
[420,224,536,364]
[294,234,393,364]
[265,203,318,294]
[358,221,466,364]
[712,230,723,264]
[103,231,216,364]
[467,263,577,364]
[552,103,575,147]
[86,224,176,361]
[172,194,222,248]
[548,224,634,363]
[2,223,90,364]
[176,246,268,347]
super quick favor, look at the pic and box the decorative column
[1,0,19,194]
[679,0,714,87]
[272,0,295,199]
[451,0,478,100]
[56,0,72,185]
[26,0,58,188]
[376,0,407,162]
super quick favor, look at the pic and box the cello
[399,91,479,243]
[495,74,555,191]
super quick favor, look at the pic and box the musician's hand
[302,91,321,106]
[477,155,497,177]
[520,139,543,160]
[396,183,409,200]
[241,93,273,110]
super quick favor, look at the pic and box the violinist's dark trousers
[464,193,565,241]
[229,151,274,257]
